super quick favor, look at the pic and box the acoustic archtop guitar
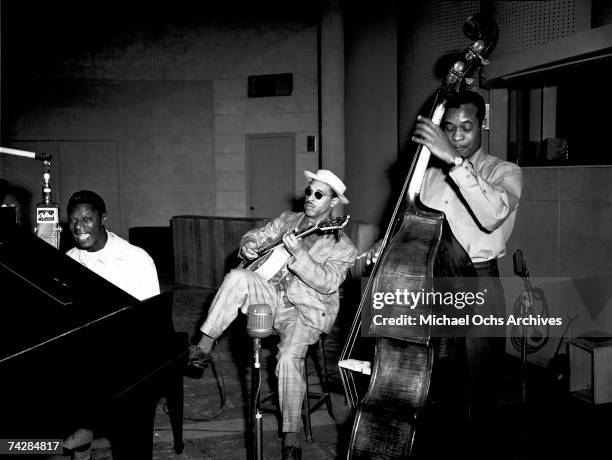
[239,215,349,281]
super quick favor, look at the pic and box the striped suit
[200,211,357,432]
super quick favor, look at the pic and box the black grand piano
[0,221,188,458]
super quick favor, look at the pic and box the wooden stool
[260,335,335,441]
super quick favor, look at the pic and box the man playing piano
[63,189,160,459]
[65,189,160,301]
[189,170,357,460]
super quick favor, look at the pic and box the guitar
[239,215,350,281]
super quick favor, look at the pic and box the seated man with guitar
[189,169,357,460]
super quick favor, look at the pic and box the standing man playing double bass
[367,90,522,454]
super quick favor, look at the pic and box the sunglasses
[305,187,331,200]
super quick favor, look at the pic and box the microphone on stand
[247,303,274,368]
[0,147,60,248]
[34,159,61,249]
[246,303,273,460]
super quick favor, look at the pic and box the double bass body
[348,204,475,459]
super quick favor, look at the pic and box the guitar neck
[257,226,319,256]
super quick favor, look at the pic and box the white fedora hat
[304,169,349,205]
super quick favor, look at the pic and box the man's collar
[84,230,114,264]
[465,147,485,170]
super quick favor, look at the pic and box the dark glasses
[305,187,330,200]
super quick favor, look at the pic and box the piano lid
[0,222,182,440]
[0,222,140,361]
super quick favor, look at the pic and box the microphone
[34,160,61,249]
[247,303,273,369]
[0,147,60,248]
[513,249,526,277]
[35,204,61,249]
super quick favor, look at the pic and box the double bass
[339,13,499,458]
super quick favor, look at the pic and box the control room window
[507,57,612,166]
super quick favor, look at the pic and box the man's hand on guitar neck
[240,240,259,260]
[282,229,306,259]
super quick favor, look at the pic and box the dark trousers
[415,261,505,458]
[466,261,506,454]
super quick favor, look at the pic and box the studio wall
[1,3,318,236]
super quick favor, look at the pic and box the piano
[0,222,188,458]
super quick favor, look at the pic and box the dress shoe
[72,446,92,460]
[281,445,302,460]
[188,344,211,369]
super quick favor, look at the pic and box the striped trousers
[200,268,320,432]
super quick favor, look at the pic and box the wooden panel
[212,218,264,287]
[172,216,209,288]
[172,215,380,288]
[172,215,267,288]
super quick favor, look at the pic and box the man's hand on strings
[240,240,259,260]
[412,115,458,165]
[283,228,306,258]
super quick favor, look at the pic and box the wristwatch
[452,156,463,167]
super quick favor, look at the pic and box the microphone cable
[161,340,229,424]
[183,340,228,422]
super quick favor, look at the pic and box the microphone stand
[515,252,534,404]
[252,337,263,460]
[247,303,272,460]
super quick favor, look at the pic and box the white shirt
[66,231,160,300]
[420,148,523,263]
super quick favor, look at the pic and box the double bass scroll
[339,13,498,459]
